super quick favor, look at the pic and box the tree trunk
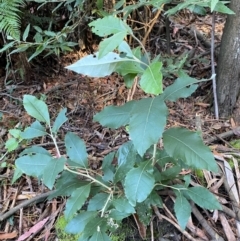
[217,0,240,121]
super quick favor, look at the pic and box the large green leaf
[64,184,91,219]
[16,154,51,178]
[112,197,135,213]
[87,193,109,211]
[162,72,200,101]
[116,61,144,76]
[89,231,110,241]
[140,61,163,95]
[183,186,222,210]
[66,52,131,77]
[21,121,47,139]
[89,16,132,37]
[163,127,218,172]
[99,31,127,58]
[82,217,108,237]
[43,157,66,189]
[20,146,51,156]
[93,101,135,128]
[65,132,88,168]
[23,95,50,125]
[65,211,97,234]
[114,141,136,182]
[52,108,68,133]
[174,193,191,230]
[124,161,154,206]
[129,96,168,156]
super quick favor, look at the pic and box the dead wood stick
[0,190,56,222]
[204,127,240,145]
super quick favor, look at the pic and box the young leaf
[89,16,132,37]
[21,121,47,139]
[114,141,136,182]
[87,193,109,211]
[64,184,91,219]
[140,61,163,95]
[144,191,163,208]
[99,31,127,59]
[52,108,68,133]
[108,209,131,220]
[124,161,155,206]
[118,41,134,58]
[11,167,23,184]
[82,217,108,237]
[28,44,46,62]
[112,197,135,213]
[43,157,66,189]
[129,96,168,156]
[183,186,222,210]
[16,154,52,178]
[5,138,19,152]
[160,166,182,181]
[66,52,132,77]
[163,72,201,101]
[210,0,218,12]
[65,132,88,168]
[23,24,30,41]
[174,193,191,230]
[213,2,235,14]
[23,95,50,125]
[65,211,97,234]
[163,127,218,172]
[93,100,135,128]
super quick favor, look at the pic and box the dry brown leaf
[0,231,18,240]
[219,213,236,241]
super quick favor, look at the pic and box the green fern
[0,0,25,40]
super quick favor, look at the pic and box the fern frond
[0,0,25,40]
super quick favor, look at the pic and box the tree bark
[217,0,240,120]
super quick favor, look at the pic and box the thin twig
[211,12,219,119]
[0,190,56,222]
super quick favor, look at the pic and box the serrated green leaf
[210,0,218,12]
[16,154,52,178]
[160,166,182,181]
[129,96,168,156]
[163,127,218,172]
[94,100,135,128]
[52,108,68,133]
[144,191,163,208]
[49,171,89,199]
[112,197,135,213]
[23,95,50,125]
[108,209,131,220]
[99,32,127,59]
[20,146,51,156]
[114,141,136,182]
[213,2,235,14]
[116,61,144,76]
[118,41,134,57]
[89,16,132,37]
[83,217,108,237]
[155,149,177,167]
[43,157,66,189]
[87,193,109,211]
[65,132,88,168]
[102,152,116,182]
[5,138,19,152]
[9,129,21,138]
[64,184,91,219]
[66,52,131,77]
[21,120,47,139]
[65,211,97,234]
[140,61,163,95]
[124,161,154,206]
[183,186,222,210]
[89,231,110,241]
[23,24,30,41]
[174,193,191,230]
[163,72,201,101]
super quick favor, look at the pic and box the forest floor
[0,10,240,241]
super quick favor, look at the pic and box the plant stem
[64,165,112,191]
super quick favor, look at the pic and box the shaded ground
[0,11,239,241]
